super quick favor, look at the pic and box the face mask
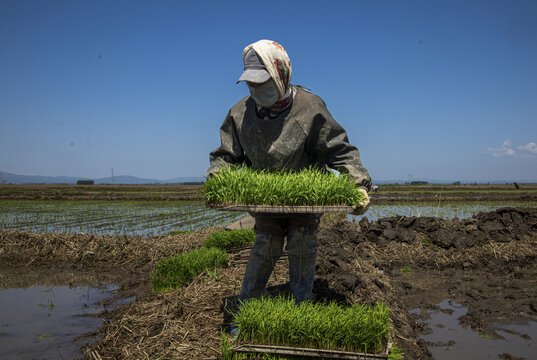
[247,80,280,108]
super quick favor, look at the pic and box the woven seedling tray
[231,341,392,360]
[208,203,356,214]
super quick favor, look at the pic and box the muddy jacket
[208,87,371,190]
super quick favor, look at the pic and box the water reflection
[414,300,537,360]
[349,202,537,222]
[0,268,130,360]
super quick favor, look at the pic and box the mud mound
[356,206,537,249]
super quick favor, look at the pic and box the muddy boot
[239,233,284,302]
[286,226,318,304]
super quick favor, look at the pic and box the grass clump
[233,296,391,354]
[150,247,228,292]
[204,229,256,250]
[203,166,364,207]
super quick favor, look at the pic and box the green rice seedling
[221,332,235,360]
[388,345,403,360]
[233,296,391,354]
[204,229,256,250]
[168,229,192,235]
[203,166,365,207]
[150,247,228,292]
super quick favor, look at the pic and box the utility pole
[111,168,114,184]
[408,174,413,185]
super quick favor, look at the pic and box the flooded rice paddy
[0,200,245,236]
[1,200,536,236]
[0,268,130,360]
[349,200,537,222]
[412,300,537,360]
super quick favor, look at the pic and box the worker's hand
[352,188,370,215]
[206,167,221,179]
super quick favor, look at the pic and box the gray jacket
[207,87,371,190]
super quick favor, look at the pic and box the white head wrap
[242,40,292,99]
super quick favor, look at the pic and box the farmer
[207,40,371,305]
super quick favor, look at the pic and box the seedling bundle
[150,247,228,292]
[204,166,367,213]
[150,229,258,292]
[223,296,397,359]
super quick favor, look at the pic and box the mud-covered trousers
[238,214,320,304]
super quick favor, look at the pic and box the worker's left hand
[352,188,370,215]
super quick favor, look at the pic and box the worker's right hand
[352,188,370,215]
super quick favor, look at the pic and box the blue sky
[1,0,536,183]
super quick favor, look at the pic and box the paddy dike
[1,207,536,359]
[371,189,537,203]
[2,183,537,203]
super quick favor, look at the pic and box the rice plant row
[0,200,245,236]
[203,166,365,207]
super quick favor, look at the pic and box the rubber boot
[238,233,284,302]
[286,226,318,304]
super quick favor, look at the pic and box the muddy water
[414,300,537,360]
[349,201,537,222]
[0,267,130,360]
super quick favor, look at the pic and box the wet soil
[315,207,537,359]
[1,207,536,359]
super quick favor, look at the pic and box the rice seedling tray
[203,166,367,214]
[208,203,356,214]
[231,341,392,359]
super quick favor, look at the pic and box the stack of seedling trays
[224,296,395,360]
[204,166,367,214]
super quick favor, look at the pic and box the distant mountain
[0,170,530,185]
[0,171,204,185]
[165,176,207,184]
[95,176,167,185]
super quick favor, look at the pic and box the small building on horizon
[76,179,94,185]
